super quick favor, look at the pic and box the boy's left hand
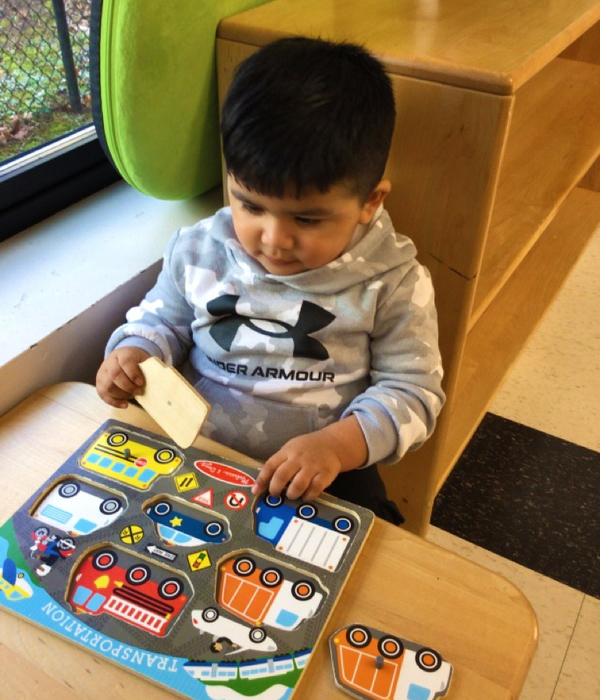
[251,416,368,502]
[252,432,343,502]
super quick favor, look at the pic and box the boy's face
[227,175,390,276]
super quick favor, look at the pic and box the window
[0,0,119,241]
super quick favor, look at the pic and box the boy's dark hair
[221,37,396,202]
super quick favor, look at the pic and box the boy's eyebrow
[292,206,335,217]
[230,187,334,217]
[230,188,258,205]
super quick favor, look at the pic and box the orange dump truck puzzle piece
[330,624,452,700]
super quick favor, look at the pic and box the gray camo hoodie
[106,205,445,465]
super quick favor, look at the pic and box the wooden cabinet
[217,0,600,534]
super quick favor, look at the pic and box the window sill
[0,181,223,416]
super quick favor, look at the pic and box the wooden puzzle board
[0,419,374,700]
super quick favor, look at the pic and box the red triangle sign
[192,488,214,508]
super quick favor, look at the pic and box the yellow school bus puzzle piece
[80,427,183,490]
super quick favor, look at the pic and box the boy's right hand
[96,347,152,408]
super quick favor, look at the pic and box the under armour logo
[206,295,335,360]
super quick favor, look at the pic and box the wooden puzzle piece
[216,551,326,631]
[31,477,126,536]
[33,533,77,578]
[191,607,277,655]
[27,522,78,578]
[253,494,358,571]
[0,538,33,601]
[330,624,453,700]
[143,495,231,548]
[80,425,183,489]
[183,648,312,683]
[137,357,210,448]
[66,544,192,637]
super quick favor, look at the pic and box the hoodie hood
[221,205,418,294]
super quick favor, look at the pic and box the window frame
[0,126,120,242]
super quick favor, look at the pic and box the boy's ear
[358,180,392,223]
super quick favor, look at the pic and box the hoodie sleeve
[342,261,445,466]
[104,230,195,366]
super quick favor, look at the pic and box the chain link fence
[0,0,92,160]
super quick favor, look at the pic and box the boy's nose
[261,219,294,249]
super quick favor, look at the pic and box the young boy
[96,38,444,524]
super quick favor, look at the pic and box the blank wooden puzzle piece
[137,357,210,449]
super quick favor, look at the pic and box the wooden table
[0,383,537,698]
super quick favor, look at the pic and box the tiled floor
[426,228,600,699]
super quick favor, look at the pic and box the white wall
[0,182,222,416]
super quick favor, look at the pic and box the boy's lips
[263,254,296,266]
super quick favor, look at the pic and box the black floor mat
[431,413,600,598]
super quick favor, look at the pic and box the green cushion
[91,0,272,200]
